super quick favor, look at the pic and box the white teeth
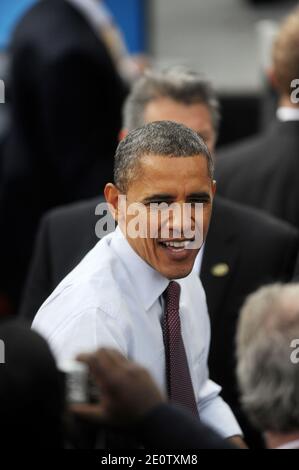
[162,240,191,248]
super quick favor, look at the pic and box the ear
[212,179,217,197]
[104,183,121,221]
[118,129,128,141]
[266,67,279,91]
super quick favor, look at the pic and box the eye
[188,199,210,205]
[146,201,173,208]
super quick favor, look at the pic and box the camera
[58,359,100,404]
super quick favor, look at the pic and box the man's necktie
[162,281,199,417]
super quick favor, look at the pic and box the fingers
[76,348,131,390]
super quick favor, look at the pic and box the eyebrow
[141,192,211,204]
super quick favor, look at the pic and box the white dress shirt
[33,227,241,438]
[276,106,299,122]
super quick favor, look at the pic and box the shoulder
[42,197,103,239]
[32,239,129,333]
[13,0,84,35]
[215,130,271,184]
[213,196,299,244]
[215,121,299,181]
[35,233,126,314]
[12,1,106,63]
[217,134,263,167]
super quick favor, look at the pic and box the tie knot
[164,281,181,307]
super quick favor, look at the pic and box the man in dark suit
[0,0,127,311]
[21,67,299,446]
[215,7,299,230]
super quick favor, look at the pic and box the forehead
[127,154,211,196]
[143,97,213,132]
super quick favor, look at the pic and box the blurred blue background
[0,0,146,52]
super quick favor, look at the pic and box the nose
[160,202,203,243]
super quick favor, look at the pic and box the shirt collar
[193,242,205,275]
[110,227,169,311]
[276,107,299,122]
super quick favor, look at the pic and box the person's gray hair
[123,66,220,133]
[236,283,299,434]
[114,120,213,193]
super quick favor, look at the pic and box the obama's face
[105,97,216,280]
[105,153,215,280]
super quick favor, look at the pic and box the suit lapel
[200,197,239,323]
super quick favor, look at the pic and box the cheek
[143,237,159,259]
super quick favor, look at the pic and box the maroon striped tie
[162,281,199,417]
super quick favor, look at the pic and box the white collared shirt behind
[276,106,299,122]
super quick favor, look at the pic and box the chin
[162,265,193,280]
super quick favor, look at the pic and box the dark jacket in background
[140,403,233,449]
[19,194,299,446]
[216,120,299,229]
[0,321,65,448]
[0,0,127,310]
[202,195,298,446]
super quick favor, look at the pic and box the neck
[265,430,299,449]
[278,94,299,109]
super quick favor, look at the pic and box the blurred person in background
[236,283,299,449]
[216,7,299,230]
[0,320,65,448]
[21,67,299,446]
[0,0,129,314]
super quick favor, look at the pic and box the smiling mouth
[158,239,195,252]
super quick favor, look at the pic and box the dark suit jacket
[201,196,298,446]
[0,0,126,309]
[293,253,299,281]
[215,120,299,229]
[139,403,233,449]
[19,194,299,447]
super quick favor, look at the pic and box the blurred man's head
[0,322,64,448]
[236,283,299,449]
[122,66,220,154]
[270,7,299,105]
[105,120,215,280]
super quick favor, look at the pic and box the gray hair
[236,283,299,434]
[123,66,220,133]
[114,120,213,192]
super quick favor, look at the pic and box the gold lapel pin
[211,263,230,277]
